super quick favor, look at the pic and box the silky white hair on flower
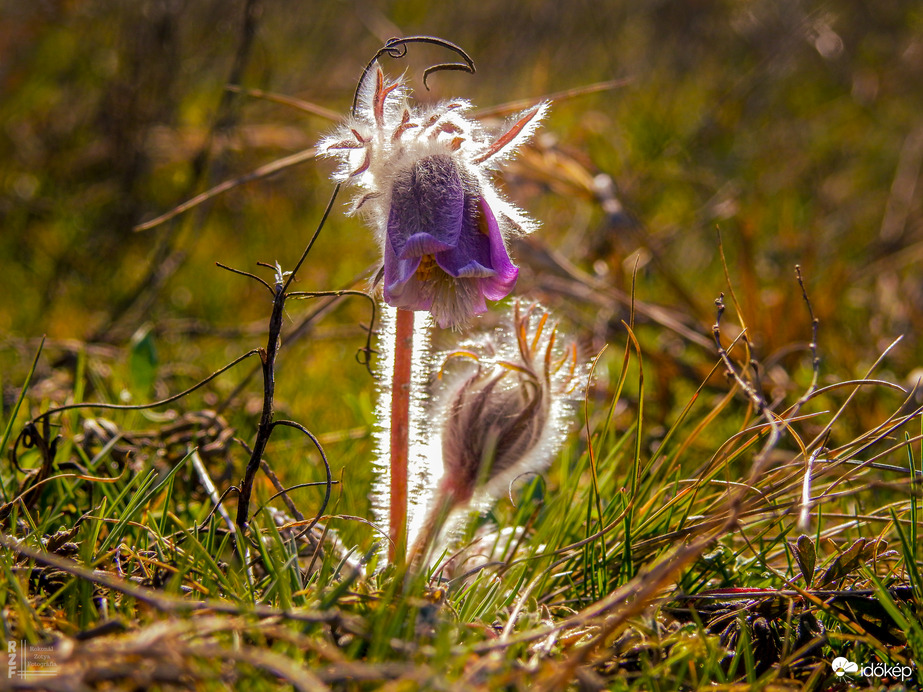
[318,63,550,328]
[320,63,548,231]
[435,302,582,508]
[405,302,585,562]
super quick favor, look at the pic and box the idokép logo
[830,656,914,682]
[831,657,858,677]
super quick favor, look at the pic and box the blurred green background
[2,0,922,540]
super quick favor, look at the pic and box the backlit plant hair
[319,38,548,329]
[321,38,551,563]
[408,302,584,565]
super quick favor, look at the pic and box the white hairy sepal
[318,62,548,246]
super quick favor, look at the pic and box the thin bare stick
[235,282,285,531]
[288,288,378,373]
[473,78,632,119]
[214,271,377,416]
[29,349,260,423]
[232,182,342,537]
[216,262,275,295]
[271,419,333,538]
[713,293,781,483]
[258,480,339,516]
[190,449,237,538]
[282,184,340,293]
[259,458,306,522]
[225,84,342,121]
[192,485,241,533]
[0,533,349,626]
[134,148,318,232]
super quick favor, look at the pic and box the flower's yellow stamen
[416,255,438,281]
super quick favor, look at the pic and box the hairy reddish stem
[389,308,414,563]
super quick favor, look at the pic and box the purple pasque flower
[382,154,518,328]
[319,63,549,328]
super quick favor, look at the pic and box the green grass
[3,296,920,688]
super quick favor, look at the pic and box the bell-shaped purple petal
[450,196,518,301]
[387,154,465,260]
[433,196,517,290]
[432,194,494,279]
[399,232,455,258]
[382,155,520,327]
[383,235,431,311]
[483,203,519,299]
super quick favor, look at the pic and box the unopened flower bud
[408,303,583,562]
[440,355,547,506]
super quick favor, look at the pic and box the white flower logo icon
[831,657,859,676]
